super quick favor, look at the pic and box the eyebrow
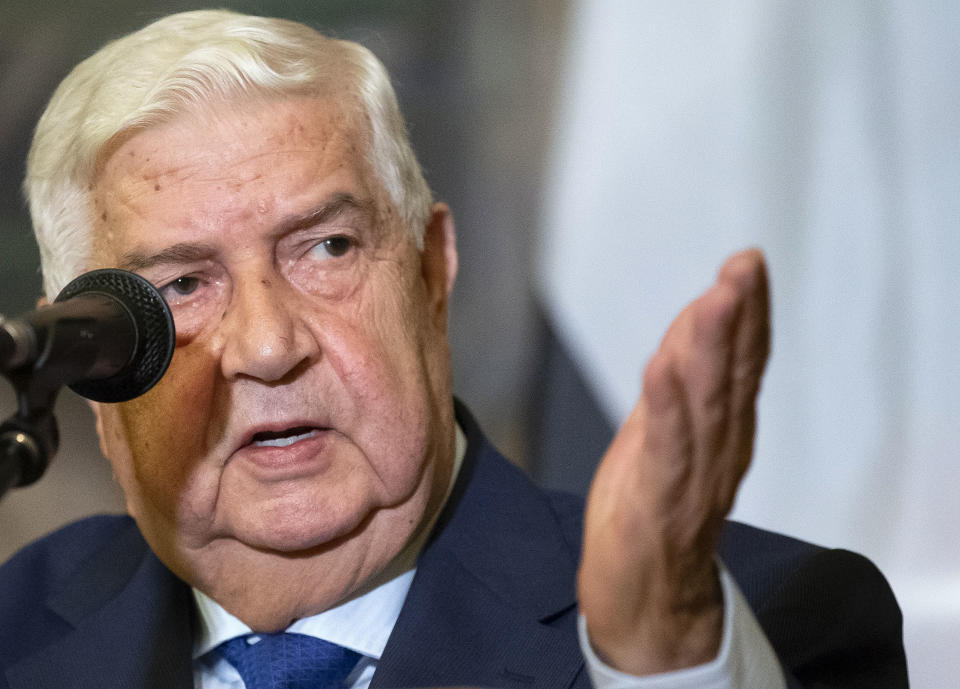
[119,242,217,272]
[118,192,378,272]
[276,192,377,235]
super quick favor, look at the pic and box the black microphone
[0,269,174,497]
[0,268,175,403]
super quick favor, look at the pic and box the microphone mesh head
[55,269,175,403]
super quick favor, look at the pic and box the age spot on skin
[154,184,161,191]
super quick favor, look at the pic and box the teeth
[251,429,320,448]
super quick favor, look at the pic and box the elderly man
[0,10,905,689]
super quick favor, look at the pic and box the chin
[235,502,374,555]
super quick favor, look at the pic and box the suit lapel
[371,404,587,689]
[6,521,194,689]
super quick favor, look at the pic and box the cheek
[335,284,445,497]
[95,405,139,515]
[341,281,429,405]
[372,272,449,403]
[106,343,223,517]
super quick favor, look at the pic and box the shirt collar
[192,421,467,660]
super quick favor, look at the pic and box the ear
[421,202,458,323]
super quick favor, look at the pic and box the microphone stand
[0,351,62,501]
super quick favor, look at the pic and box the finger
[684,281,740,444]
[636,348,691,518]
[718,248,771,387]
[671,280,741,530]
[715,249,771,508]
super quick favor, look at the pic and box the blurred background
[1,1,957,686]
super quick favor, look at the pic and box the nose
[218,275,318,382]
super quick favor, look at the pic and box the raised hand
[578,249,771,675]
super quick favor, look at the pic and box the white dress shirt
[192,423,785,689]
[578,568,785,689]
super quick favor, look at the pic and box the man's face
[87,96,457,615]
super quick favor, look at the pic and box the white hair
[25,9,432,299]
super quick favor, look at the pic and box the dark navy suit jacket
[0,404,907,688]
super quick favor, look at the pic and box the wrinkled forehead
[89,94,396,256]
[96,89,373,179]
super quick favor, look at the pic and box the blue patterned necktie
[219,633,361,689]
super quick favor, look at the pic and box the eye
[309,236,353,260]
[158,275,202,304]
[167,276,200,296]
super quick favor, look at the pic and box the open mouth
[249,426,322,448]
